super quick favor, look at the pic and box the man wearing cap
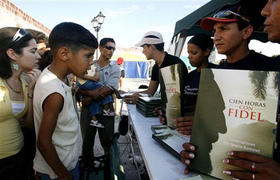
[218,1,280,180]
[124,31,188,105]
[180,4,280,178]
[201,5,275,70]
[177,4,277,138]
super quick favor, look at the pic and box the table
[127,104,198,180]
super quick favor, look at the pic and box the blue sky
[10,0,210,48]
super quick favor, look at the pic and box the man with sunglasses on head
[180,4,280,179]
[79,38,121,174]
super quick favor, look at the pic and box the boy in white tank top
[33,22,98,179]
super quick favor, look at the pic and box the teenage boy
[79,38,120,172]
[33,22,98,179]
[180,4,280,178]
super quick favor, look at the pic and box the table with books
[126,103,198,180]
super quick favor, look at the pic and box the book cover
[159,64,183,129]
[190,69,279,179]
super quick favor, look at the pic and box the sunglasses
[104,45,116,51]
[11,28,29,43]
[213,10,250,23]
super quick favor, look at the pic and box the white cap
[135,31,164,47]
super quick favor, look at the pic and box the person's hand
[58,171,73,180]
[180,143,196,174]
[223,151,280,180]
[124,93,139,104]
[115,90,126,99]
[78,88,102,101]
[82,96,92,106]
[174,116,193,135]
[26,68,41,92]
[118,90,126,94]
[153,107,166,124]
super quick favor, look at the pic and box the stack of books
[136,96,161,117]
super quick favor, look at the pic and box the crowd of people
[0,0,280,179]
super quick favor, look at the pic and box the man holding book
[219,1,280,179]
[180,3,280,179]
[176,4,279,136]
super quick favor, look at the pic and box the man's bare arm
[79,85,114,104]
[124,80,159,104]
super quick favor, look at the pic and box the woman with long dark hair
[0,27,40,179]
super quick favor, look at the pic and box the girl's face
[17,39,40,72]
[187,43,209,68]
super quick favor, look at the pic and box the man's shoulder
[109,61,119,67]
[37,69,60,86]
[162,52,183,68]
[35,69,65,96]
[249,50,271,61]
[109,62,121,72]
[208,63,218,68]
[165,53,182,62]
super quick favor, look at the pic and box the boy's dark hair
[0,27,33,79]
[236,20,250,30]
[38,50,53,71]
[188,34,213,52]
[26,29,49,47]
[153,43,164,52]
[49,22,98,56]
[100,38,115,46]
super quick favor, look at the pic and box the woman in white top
[0,27,40,179]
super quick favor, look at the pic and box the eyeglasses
[213,10,250,23]
[104,45,116,51]
[11,28,29,43]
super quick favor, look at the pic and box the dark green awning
[173,0,268,42]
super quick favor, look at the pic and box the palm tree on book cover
[249,71,280,100]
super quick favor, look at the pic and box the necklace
[4,79,22,94]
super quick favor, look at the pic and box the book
[136,96,161,117]
[159,64,184,129]
[190,69,279,179]
[151,125,190,160]
[119,92,134,98]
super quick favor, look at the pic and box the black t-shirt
[183,63,217,113]
[151,52,183,82]
[218,50,277,71]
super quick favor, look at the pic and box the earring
[12,62,19,71]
